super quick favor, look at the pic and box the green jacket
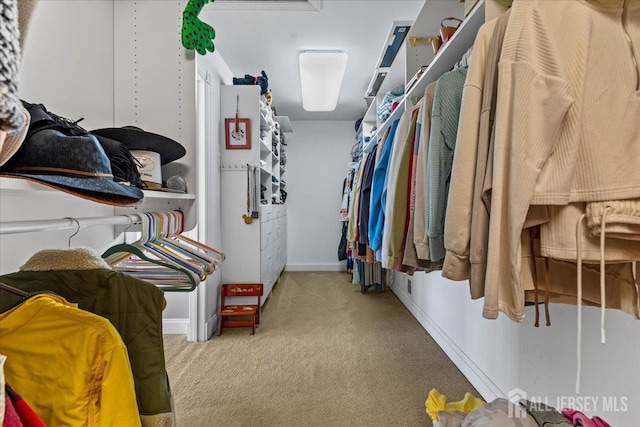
[0,248,171,418]
[426,67,468,261]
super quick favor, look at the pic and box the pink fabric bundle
[561,409,611,427]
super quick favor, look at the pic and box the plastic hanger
[149,212,213,272]
[167,211,225,265]
[141,212,207,279]
[104,213,199,290]
[102,213,199,291]
[156,211,222,272]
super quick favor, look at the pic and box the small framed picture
[225,118,251,150]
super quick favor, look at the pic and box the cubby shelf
[259,112,270,130]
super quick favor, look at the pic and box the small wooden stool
[218,283,263,335]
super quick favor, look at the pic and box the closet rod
[0,214,142,236]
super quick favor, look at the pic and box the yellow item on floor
[425,388,485,420]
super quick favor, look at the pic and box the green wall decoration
[181,0,216,55]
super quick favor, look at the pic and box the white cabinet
[259,205,287,298]
[220,86,290,303]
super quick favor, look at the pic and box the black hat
[0,129,144,206]
[91,126,186,165]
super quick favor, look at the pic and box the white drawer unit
[257,204,287,299]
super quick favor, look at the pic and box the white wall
[392,271,640,425]
[195,52,233,339]
[286,121,354,271]
[0,1,119,277]
[19,0,115,131]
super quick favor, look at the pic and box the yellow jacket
[0,294,141,427]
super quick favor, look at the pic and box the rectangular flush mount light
[299,50,348,112]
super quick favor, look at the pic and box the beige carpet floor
[164,271,478,427]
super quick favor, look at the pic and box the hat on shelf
[90,126,186,165]
[18,101,144,190]
[0,128,144,206]
[0,106,30,166]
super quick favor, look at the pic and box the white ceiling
[202,0,425,122]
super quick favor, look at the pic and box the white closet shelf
[275,116,293,133]
[259,113,269,130]
[260,166,271,175]
[0,177,195,200]
[376,47,407,101]
[377,97,406,136]
[363,132,379,154]
[260,138,272,156]
[406,0,485,101]
[0,178,73,197]
[142,190,195,200]
[364,98,377,123]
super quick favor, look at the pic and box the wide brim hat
[90,126,186,165]
[0,129,144,206]
[0,106,30,167]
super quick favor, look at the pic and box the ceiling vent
[209,0,321,11]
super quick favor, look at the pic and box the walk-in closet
[0,0,638,425]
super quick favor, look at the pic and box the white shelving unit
[359,0,510,149]
[220,85,292,302]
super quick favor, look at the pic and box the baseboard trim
[163,318,189,335]
[390,284,504,402]
[285,262,346,272]
[204,314,219,340]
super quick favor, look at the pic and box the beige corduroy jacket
[484,0,640,321]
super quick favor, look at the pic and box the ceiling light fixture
[299,50,348,112]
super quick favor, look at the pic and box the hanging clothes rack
[0,214,144,235]
[0,281,29,297]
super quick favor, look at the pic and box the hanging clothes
[425,67,468,262]
[347,160,365,243]
[484,0,640,321]
[369,120,400,254]
[380,104,420,270]
[4,385,46,427]
[403,94,434,273]
[0,293,140,427]
[0,248,174,426]
[357,151,377,248]
[442,17,500,284]
[413,81,438,262]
